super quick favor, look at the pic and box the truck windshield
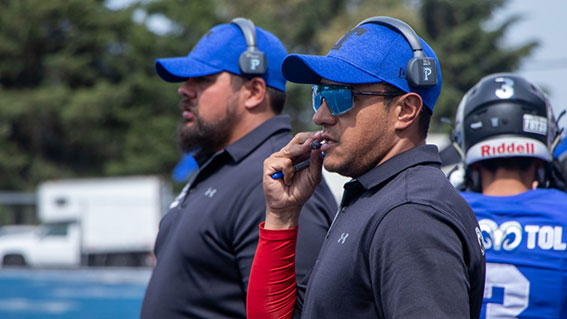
[43,223,69,237]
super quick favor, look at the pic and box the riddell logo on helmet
[481,142,535,157]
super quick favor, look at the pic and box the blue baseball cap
[155,23,287,92]
[281,22,442,111]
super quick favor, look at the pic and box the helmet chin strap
[468,169,482,193]
[536,166,547,188]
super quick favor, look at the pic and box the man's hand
[263,131,324,229]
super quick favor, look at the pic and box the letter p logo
[423,67,432,81]
[250,59,260,70]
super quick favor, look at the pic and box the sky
[493,0,567,132]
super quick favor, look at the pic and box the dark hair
[230,74,286,114]
[419,106,432,139]
[266,86,286,114]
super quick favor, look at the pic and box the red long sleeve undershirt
[247,222,298,319]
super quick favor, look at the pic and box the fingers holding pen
[268,131,323,184]
[263,131,325,221]
[297,131,324,185]
[265,155,294,186]
[280,131,318,157]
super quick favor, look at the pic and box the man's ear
[394,92,423,130]
[243,77,267,110]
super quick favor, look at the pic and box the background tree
[0,0,180,192]
[419,0,537,131]
[0,0,536,200]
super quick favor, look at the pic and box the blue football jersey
[461,189,567,319]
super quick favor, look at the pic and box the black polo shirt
[296,145,485,318]
[141,115,336,319]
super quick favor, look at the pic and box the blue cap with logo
[281,19,442,111]
[155,22,288,92]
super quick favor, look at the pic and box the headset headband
[356,16,438,88]
[356,16,425,58]
[232,18,258,50]
[231,17,267,75]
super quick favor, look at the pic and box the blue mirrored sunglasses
[312,84,403,115]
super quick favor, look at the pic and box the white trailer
[0,175,172,267]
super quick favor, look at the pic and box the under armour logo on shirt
[204,187,217,198]
[338,233,349,244]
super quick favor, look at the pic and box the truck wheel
[3,254,27,267]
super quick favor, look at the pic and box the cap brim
[282,54,383,85]
[155,56,222,82]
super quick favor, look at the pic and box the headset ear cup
[406,57,438,88]
[239,49,267,75]
[232,17,267,75]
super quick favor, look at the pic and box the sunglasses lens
[312,85,354,115]
[312,89,323,113]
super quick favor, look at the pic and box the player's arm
[247,222,298,319]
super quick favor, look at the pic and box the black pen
[271,140,322,179]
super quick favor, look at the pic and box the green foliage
[0,0,536,192]
[419,0,537,131]
[0,0,179,190]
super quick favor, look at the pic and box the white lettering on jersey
[524,225,539,249]
[484,263,530,318]
[480,219,567,251]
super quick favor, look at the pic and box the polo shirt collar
[356,144,441,190]
[224,115,291,163]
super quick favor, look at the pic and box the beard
[176,98,238,155]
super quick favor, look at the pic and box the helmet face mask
[453,73,560,190]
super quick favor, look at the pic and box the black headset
[356,16,438,88]
[231,18,267,75]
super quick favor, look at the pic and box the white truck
[0,175,172,268]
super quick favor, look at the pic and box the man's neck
[226,112,275,149]
[482,177,531,196]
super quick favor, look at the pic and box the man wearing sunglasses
[247,17,485,318]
